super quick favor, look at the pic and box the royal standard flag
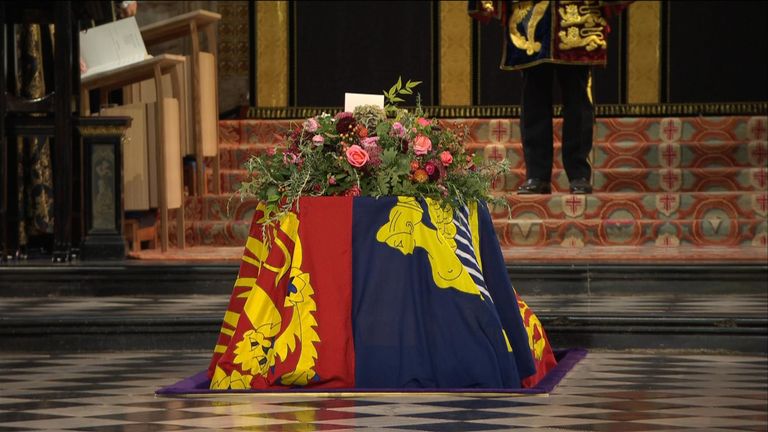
[207,196,556,390]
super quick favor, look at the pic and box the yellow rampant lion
[211,211,320,389]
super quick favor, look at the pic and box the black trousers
[520,63,594,182]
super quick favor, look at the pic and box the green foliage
[237,78,510,225]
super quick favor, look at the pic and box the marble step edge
[169,220,768,251]
[206,168,768,192]
[180,191,768,220]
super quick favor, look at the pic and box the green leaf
[406,80,422,89]
[382,148,398,165]
[400,88,413,95]
[396,76,402,90]
[391,97,405,103]
[375,122,391,137]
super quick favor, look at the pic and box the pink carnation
[417,117,431,127]
[303,118,319,132]
[391,122,406,137]
[312,135,325,146]
[361,137,382,167]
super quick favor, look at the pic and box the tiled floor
[0,351,765,431]
[1,286,766,430]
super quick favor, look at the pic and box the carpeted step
[493,218,766,249]
[499,167,768,193]
[168,217,766,256]
[179,191,768,223]
[495,191,768,221]
[206,165,768,195]
[216,140,768,172]
[219,117,767,148]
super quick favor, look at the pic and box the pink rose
[312,135,325,146]
[283,152,301,165]
[412,135,432,155]
[328,175,336,185]
[417,117,431,127]
[439,150,453,166]
[345,145,369,167]
[303,118,319,132]
[424,161,436,176]
[391,122,406,137]
[344,185,361,196]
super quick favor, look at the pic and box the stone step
[495,191,768,221]
[204,167,768,196]
[469,167,768,193]
[179,191,768,224]
[215,140,768,172]
[167,217,767,254]
[493,218,766,249]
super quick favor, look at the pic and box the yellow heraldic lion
[376,197,481,297]
[210,211,320,389]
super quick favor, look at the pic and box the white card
[80,17,148,78]
[344,93,385,113]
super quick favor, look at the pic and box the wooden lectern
[140,9,222,196]
[81,54,187,252]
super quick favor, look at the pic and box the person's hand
[119,1,138,18]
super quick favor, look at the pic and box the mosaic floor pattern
[0,351,765,431]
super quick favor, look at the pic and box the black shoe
[517,178,551,195]
[569,178,593,194]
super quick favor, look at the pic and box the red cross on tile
[757,194,768,212]
[488,147,505,162]
[660,194,676,212]
[662,121,679,141]
[751,145,768,164]
[662,145,678,166]
[492,122,508,142]
[565,196,582,214]
[662,170,679,189]
[755,170,767,188]
[751,121,767,140]
[661,236,674,247]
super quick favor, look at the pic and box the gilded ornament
[509,1,550,55]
